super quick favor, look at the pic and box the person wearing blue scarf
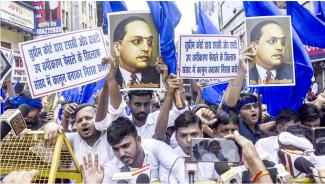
[222,51,263,144]
[4,90,47,130]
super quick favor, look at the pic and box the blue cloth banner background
[243,1,314,116]
[148,1,181,74]
[196,2,228,105]
[286,1,325,48]
[313,1,325,21]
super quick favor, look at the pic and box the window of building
[62,10,66,26]
[220,2,243,27]
[66,12,69,29]
[82,2,86,13]
[1,42,11,49]
[89,4,92,20]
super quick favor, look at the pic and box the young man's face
[239,103,260,127]
[114,20,153,73]
[302,119,320,128]
[24,108,40,124]
[129,95,151,123]
[111,135,141,166]
[254,23,286,70]
[213,122,239,138]
[75,106,97,140]
[277,120,297,133]
[176,123,202,155]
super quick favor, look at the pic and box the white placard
[19,28,109,98]
[0,47,13,62]
[178,35,240,80]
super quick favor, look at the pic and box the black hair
[250,20,281,43]
[151,101,160,109]
[74,104,97,115]
[113,16,148,42]
[106,117,138,145]
[275,109,299,126]
[210,110,239,129]
[174,111,202,132]
[298,103,321,124]
[127,90,153,101]
[237,93,258,110]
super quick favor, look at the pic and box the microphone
[117,166,131,184]
[184,157,198,184]
[215,162,242,184]
[294,157,314,174]
[1,104,30,140]
[136,173,150,184]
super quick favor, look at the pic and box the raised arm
[4,74,15,97]
[154,75,178,141]
[224,45,255,107]
[95,56,121,122]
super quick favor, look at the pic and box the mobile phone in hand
[191,138,241,163]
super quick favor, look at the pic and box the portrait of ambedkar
[246,16,295,87]
[108,12,161,90]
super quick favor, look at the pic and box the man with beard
[103,117,185,183]
[95,56,186,140]
[4,90,47,130]
[42,104,114,168]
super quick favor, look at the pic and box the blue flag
[197,2,220,34]
[148,1,181,74]
[87,78,106,104]
[77,82,96,104]
[314,1,325,21]
[76,2,128,105]
[60,87,80,103]
[195,2,226,105]
[286,1,325,48]
[243,1,314,116]
[102,1,127,33]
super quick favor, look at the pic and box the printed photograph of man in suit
[246,16,295,86]
[109,12,161,90]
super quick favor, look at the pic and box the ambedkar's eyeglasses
[266,37,286,46]
[122,36,154,48]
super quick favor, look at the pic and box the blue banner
[148,1,181,74]
[243,1,314,116]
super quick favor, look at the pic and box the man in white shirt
[43,104,114,167]
[255,109,299,164]
[160,111,219,183]
[95,57,187,140]
[103,117,185,183]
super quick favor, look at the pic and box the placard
[178,35,240,80]
[0,50,12,84]
[19,28,109,98]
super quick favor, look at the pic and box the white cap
[278,132,313,151]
